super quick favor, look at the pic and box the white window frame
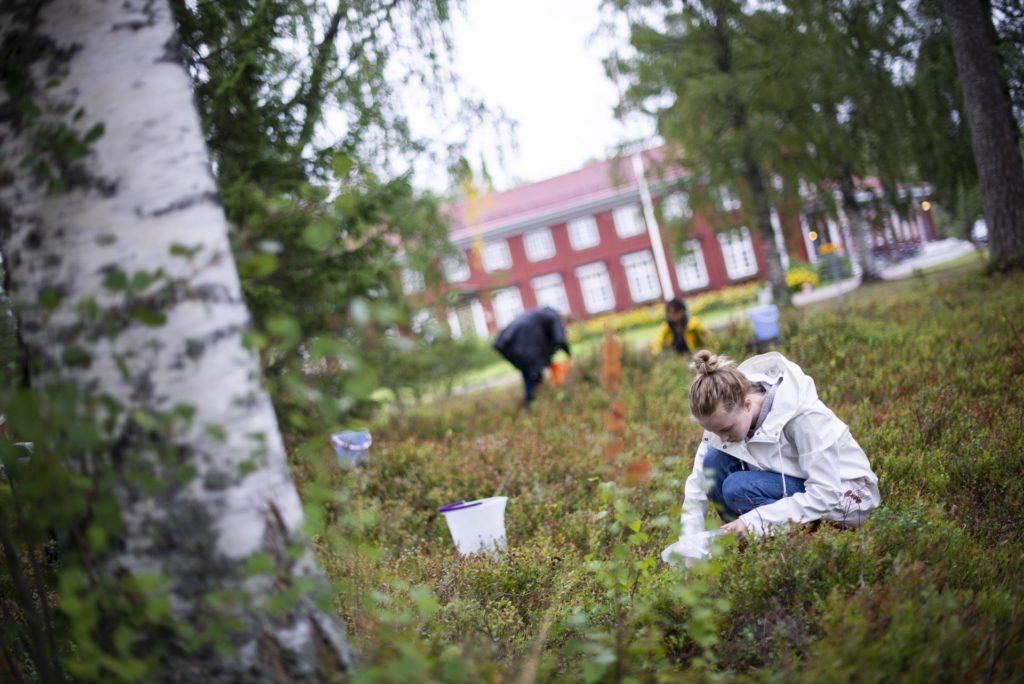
[523,227,556,262]
[574,261,616,314]
[411,310,433,335]
[470,299,489,337]
[620,250,662,303]
[674,239,710,291]
[482,239,512,273]
[491,286,524,329]
[567,216,600,251]
[719,185,741,212]
[442,252,470,282]
[401,267,424,294]
[661,191,692,221]
[446,309,463,339]
[717,227,759,280]
[531,273,570,314]
[612,204,646,238]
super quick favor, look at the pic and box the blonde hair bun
[690,350,733,376]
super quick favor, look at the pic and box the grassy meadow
[297,263,1024,682]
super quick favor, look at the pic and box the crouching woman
[679,350,880,547]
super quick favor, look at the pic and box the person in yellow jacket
[651,297,716,355]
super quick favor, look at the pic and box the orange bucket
[550,359,571,386]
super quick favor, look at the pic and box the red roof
[446,146,680,242]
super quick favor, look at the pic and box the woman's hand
[720,518,748,540]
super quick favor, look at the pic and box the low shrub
[298,266,1024,681]
[817,253,854,282]
[786,262,820,291]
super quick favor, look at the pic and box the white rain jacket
[679,352,880,538]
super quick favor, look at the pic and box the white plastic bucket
[660,529,725,566]
[439,496,508,556]
[750,305,780,342]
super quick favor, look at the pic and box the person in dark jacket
[493,306,571,405]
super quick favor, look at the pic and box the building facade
[403,148,937,338]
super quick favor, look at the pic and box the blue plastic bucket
[750,305,779,341]
[331,429,372,465]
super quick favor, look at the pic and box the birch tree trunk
[943,0,1024,270]
[838,163,883,282]
[0,0,353,679]
[743,157,791,307]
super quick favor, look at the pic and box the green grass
[796,250,986,320]
[297,260,1024,681]
[918,246,987,273]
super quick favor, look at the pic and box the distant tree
[615,0,1024,283]
[899,0,980,239]
[943,0,1024,268]
[776,0,919,282]
[0,0,353,679]
[614,0,793,305]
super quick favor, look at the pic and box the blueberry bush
[292,265,1024,681]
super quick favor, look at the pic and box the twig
[515,575,573,684]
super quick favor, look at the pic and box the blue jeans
[703,447,806,520]
[522,369,543,405]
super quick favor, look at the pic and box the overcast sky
[440,0,657,191]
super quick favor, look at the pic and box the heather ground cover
[296,263,1024,682]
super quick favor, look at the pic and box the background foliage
[611,0,1024,258]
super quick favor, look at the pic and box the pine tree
[618,0,793,304]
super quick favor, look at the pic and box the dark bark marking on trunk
[174,322,244,369]
[24,227,42,249]
[111,0,158,32]
[139,190,219,218]
[159,33,186,65]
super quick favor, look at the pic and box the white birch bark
[838,166,881,281]
[0,0,353,678]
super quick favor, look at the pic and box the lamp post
[630,151,675,301]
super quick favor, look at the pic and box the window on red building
[718,186,742,212]
[717,227,758,280]
[567,216,600,250]
[661,191,692,221]
[531,273,570,314]
[492,286,524,329]
[675,239,710,291]
[613,204,646,238]
[621,250,662,303]
[482,239,512,272]
[401,267,424,294]
[523,227,556,261]
[443,252,470,282]
[575,261,615,314]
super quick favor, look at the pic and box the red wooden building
[401,148,937,338]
